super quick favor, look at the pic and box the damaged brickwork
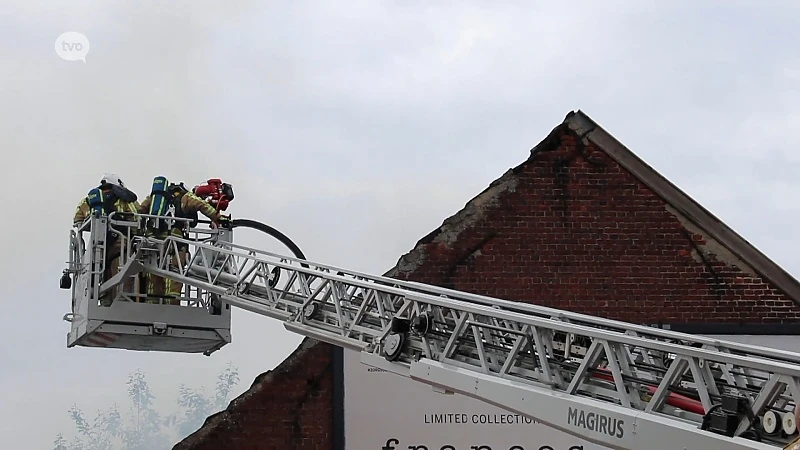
[389,116,800,324]
[174,110,800,449]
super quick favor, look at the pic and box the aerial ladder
[62,211,800,450]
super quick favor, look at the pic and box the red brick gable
[174,110,800,449]
[387,113,800,323]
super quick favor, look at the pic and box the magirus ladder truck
[61,211,800,450]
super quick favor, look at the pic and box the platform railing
[69,212,230,309]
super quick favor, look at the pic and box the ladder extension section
[143,233,800,449]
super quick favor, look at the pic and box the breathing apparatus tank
[147,176,174,231]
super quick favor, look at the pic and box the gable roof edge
[564,110,800,306]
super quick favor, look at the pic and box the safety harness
[145,177,199,234]
[85,185,135,263]
[168,184,199,229]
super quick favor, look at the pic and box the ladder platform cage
[62,213,234,355]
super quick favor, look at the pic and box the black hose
[230,219,309,268]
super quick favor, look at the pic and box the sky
[2,0,800,448]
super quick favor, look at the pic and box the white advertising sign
[343,348,608,450]
[700,335,800,353]
[343,335,800,450]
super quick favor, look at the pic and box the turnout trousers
[143,230,187,306]
[100,230,136,306]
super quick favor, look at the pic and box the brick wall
[174,113,800,449]
[387,121,800,323]
[173,338,335,450]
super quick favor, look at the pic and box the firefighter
[138,179,230,305]
[73,173,140,306]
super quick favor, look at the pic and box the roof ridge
[386,109,800,306]
[565,110,800,306]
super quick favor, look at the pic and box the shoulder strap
[170,192,199,228]
[172,192,185,217]
[102,189,118,214]
[165,183,187,217]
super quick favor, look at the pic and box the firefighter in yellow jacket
[138,179,229,305]
[73,173,140,306]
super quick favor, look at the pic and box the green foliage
[55,363,240,450]
[121,370,170,450]
[167,362,240,437]
[53,434,68,450]
[63,402,122,450]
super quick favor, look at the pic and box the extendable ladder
[111,223,800,449]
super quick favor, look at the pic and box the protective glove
[211,214,231,229]
[218,214,232,229]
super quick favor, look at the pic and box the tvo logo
[55,32,90,62]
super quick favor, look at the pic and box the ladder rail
[140,232,800,447]
[173,232,800,368]
[159,233,800,379]
[169,234,800,373]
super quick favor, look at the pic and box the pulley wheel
[411,313,430,336]
[267,266,280,287]
[303,303,318,320]
[762,410,777,434]
[784,411,797,435]
[382,333,406,362]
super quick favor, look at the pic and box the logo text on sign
[55,32,90,62]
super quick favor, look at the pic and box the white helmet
[100,173,126,188]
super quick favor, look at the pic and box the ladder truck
[61,211,800,450]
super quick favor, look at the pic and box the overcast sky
[3,1,800,449]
